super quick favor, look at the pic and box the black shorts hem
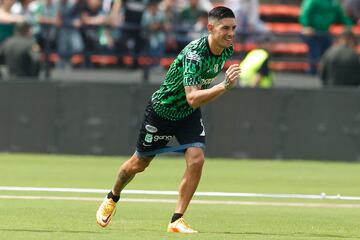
[136,142,206,157]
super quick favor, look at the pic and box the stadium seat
[271,42,308,55]
[329,25,360,36]
[233,42,257,52]
[90,55,118,66]
[270,61,309,72]
[260,4,300,18]
[234,42,308,55]
[266,23,360,36]
[265,22,302,34]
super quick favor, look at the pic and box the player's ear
[207,22,214,33]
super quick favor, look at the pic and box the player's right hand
[223,64,241,90]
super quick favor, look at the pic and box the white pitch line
[1,195,360,208]
[1,186,360,201]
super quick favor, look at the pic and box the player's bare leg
[112,154,153,195]
[96,153,153,227]
[176,147,204,213]
[167,147,204,233]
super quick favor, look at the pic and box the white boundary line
[1,186,360,201]
[1,195,360,208]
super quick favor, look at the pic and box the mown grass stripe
[1,186,360,201]
[2,195,360,208]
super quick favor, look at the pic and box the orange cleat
[167,218,198,233]
[96,197,117,227]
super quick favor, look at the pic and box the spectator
[159,0,179,53]
[110,0,148,69]
[141,0,166,66]
[299,0,353,75]
[343,0,360,25]
[0,21,41,77]
[32,0,60,51]
[239,34,274,88]
[178,0,202,29]
[11,0,37,24]
[177,0,203,48]
[108,0,124,50]
[319,29,360,86]
[57,0,84,69]
[81,0,111,51]
[224,0,269,43]
[176,0,213,12]
[188,10,208,41]
[0,0,25,44]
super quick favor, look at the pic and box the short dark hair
[208,6,235,21]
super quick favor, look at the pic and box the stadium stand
[7,0,358,75]
[257,3,360,73]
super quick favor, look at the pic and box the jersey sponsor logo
[145,133,153,143]
[145,124,158,133]
[153,135,172,141]
[186,51,201,62]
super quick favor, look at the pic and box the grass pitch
[1,153,360,240]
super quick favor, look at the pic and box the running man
[96,6,240,233]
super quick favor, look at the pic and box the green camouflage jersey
[151,36,233,121]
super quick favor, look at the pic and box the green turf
[1,153,360,239]
[1,199,360,240]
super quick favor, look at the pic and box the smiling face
[208,17,236,55]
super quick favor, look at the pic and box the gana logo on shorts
[154,135,172,141]
[145,124,158,133]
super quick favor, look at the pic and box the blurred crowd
[0,0,215,69]
[299,0,360,87]
[0,0,359,87]
[0,0,274,70]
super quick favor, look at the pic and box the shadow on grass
[207,230,358,239]
[0,228,106,234]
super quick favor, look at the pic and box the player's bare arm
[185,64,241,109]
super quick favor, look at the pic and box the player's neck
[207,36,224,56]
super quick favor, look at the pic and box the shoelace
[178,218,192,229]
[102,199,115,215]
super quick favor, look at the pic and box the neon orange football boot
[96,197,117,227]
[167,218,198,233]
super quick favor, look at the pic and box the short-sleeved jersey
[151,36,233,121]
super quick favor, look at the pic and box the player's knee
[133,156,152,173]
[125,155,152,173]
[125,161,147,173]
[134,162,149,172]
[187,151,205,170]
[191,157,204,170]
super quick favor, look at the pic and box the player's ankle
[107,191,120,202]
[171,213,183,223]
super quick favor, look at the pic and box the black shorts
[136,102,206,156]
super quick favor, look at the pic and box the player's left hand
[223,64,241,90]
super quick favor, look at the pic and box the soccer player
[96,6,240,233]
